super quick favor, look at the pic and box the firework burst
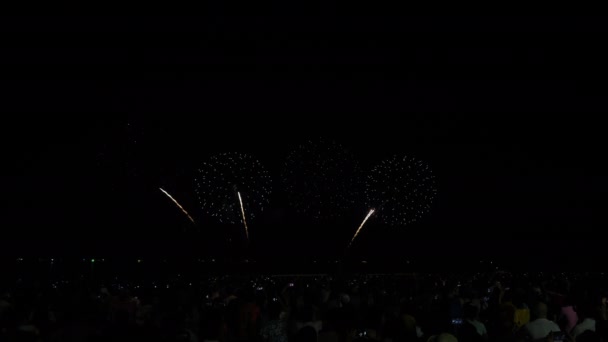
[195,153,271,225]
[365,155,436,226]
[283,139,362,220]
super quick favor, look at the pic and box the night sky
[2,15,607,263]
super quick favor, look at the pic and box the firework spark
[237,191,249,241]
[348,209,375,247]
[159,188,196,224]
[195,153,271,224]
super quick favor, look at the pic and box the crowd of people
[1,267,607,342]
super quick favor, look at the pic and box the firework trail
[237,191,249,241]
[159,188,196,224]
[348,209,375,248]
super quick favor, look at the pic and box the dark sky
[2,15,607,260]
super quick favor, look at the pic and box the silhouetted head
[532,302,548,319]
[296,326,318,342]
[201,308,223,341]
[463,303,479,320]
[268,299,283,320]
[577,330,600,342]
[297,305,315,322]
[427,333,458,342]
[577,301,596,320]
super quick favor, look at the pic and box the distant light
[137,259,142,263]
[91,259,95,263]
